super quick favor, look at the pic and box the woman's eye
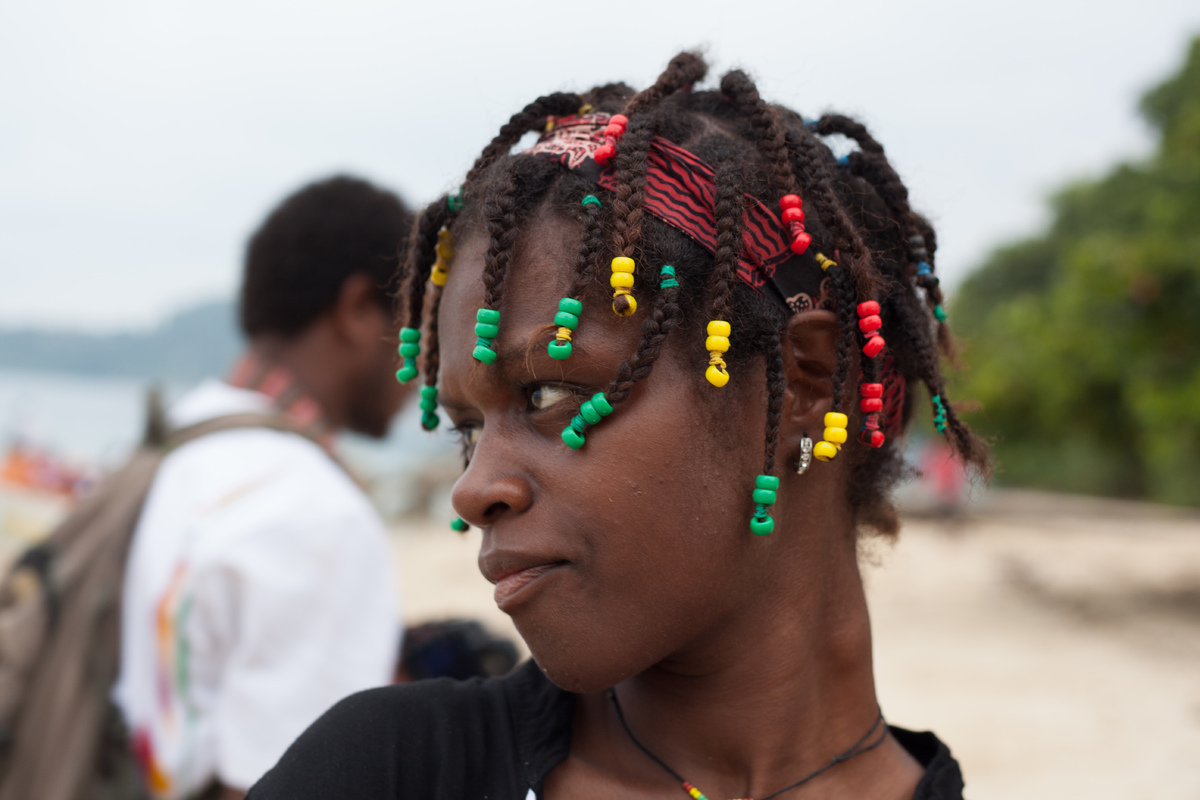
[455,424,482,451]
[530,384,573,411]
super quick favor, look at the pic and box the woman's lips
[492,562,564,610]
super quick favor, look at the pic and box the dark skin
[219,273,410,800]
[439,208,923,800]
[250,272,410,439]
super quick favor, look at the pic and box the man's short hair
[240,175,413,338]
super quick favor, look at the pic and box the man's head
[241,175,414,437]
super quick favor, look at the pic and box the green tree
[953,37,1200,505]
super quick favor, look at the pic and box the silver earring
[795,436,813,475]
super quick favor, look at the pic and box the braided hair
[397,52,988,536]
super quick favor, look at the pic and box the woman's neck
[555,529,920,799]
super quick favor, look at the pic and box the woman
[250,52,988,800]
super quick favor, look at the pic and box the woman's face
[439,209,780,692]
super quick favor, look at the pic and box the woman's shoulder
[249,660,573,800]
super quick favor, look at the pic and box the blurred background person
[113,176,413,800]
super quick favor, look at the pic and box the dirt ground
[392,490,1200,800]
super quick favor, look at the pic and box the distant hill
[0,300,242,382]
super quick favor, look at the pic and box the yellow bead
[815,253,836,271]
[610,271,635,289]
[613,291,637,317]
[824,412,849,428]
[705,335,730,353]
[824,426,847,444]
[705,364,730,387]
[430,266,448,287]
[612,256,635,274]
[813,441,839,461]
[707,320,731,337]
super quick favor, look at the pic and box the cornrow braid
[760,328,787,476]
[719,70,795,199]
[463,92,583,188]
[606,114,657,317]
[621,51,707,118]
[788,129,881,299]
[560,271,683,449]
[548,195,605,360]
[395,196,453,385]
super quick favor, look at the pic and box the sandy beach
[393,490,1200,799]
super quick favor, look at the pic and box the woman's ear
[780,309,839,456]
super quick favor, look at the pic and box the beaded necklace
[610,690,887,800]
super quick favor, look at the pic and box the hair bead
[750,474,779,535]
[429,227,454,287]
[610,256,638,316]
[857,299,886,359]
[779,194,812,255]
[659,265,679,288]
[473,308,500,364]
[450,517,469,532]
[396,327,421,383]
[593,114,628,166]
[418,385,440,431]
[931,395,949,434]
[447,187,464,212]
[559,391,615,449]
[815,411,848,461]
[547,297,582,360]
[704,320,731,387]
[581,194,602,208]
[815,252,837,272]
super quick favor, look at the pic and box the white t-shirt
[114,380,400,798]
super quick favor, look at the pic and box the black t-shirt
[249,661,965,799]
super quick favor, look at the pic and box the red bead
[862,336,885,358]
[782,207,805,224]
[593,143,616,165]
[780,194,802,209]
[869,430,885,448]
[858,314,882,333]
[609,114,628,129]
[604,123,624,139]
[789,231,812,255]
[857,300,880,317]
[861,382,884,398]
[861,397,883,413]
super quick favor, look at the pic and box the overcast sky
[2,0,1198,332]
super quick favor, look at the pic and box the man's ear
[332,273,389,346]
[780,309,839,450]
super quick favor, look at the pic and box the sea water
[0,367,458,522]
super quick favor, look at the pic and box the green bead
[659,265,679,288]
[448,190,464,212]
[579,400,602,426]
[420,385,437,399]
[395,364,418,383]
[755,474,780,491]
[581,194,601,208]
[660,277,679,289]
[934,305,947,322]
[752,488,777,505]
[547,340,572,360]
[561,426,586,449]
[591,393,613,417]
[421,411,439,430]
[399,327,421,343]
[553,311,579,329]
[750,515,775,536]
[570,414,586,433]
[399,342,421,358]
[475,322,499,339]
[476,308,500,324]
[419,398,438,412]
[472,344,497,364]
[450,517,469,532]
[558,297,583,316]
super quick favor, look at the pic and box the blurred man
[114,176,413,800]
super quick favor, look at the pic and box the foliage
[952,38,1200,505]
